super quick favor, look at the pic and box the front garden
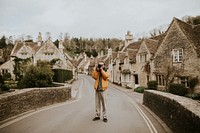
[0,58,73,94]
[134,79,200,100]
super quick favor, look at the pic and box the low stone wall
[0,86,71,121]
[143,90,200,133]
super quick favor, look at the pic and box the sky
[0,0,200,41]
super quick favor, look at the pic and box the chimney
[108,48,112,57]
[125,31,133,47]
[37,32,43,46]
[58,39,64,54]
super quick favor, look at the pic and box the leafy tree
[3,73,11,81]
[18,61,54,88]
[54,39,59,48]
[13,57,31,81]
[184,15,200,25]
[0,75,5,86]
[192,16,200,25]
[91,49,98,57]
[0,36,6,48]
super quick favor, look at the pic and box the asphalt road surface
[0,74,170,133]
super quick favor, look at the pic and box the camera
[98,64,103,68]
[96,64,103,72]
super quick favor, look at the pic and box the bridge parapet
[143,90,200,133]
[0,86,71,122]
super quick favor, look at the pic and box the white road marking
[111,87,158,133]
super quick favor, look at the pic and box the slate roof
[174,18,200,57]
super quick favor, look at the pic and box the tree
[18,61,54,88]
[54,39,59,48]
[63,33,70,48]
[183,15,200,25]
[192,16,200,25]
[25,35,33,42]
[13,57,31,81]
[149,28,164,37]
[0,36,6,48]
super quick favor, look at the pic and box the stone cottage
[0,33,75,80]
[152,17,200,92]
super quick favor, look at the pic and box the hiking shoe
[103,117,108,122]
[93,117,100,121]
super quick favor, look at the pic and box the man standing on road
[92,61,109,122]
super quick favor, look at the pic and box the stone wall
[143,90,200,133]
[0,86,71,121]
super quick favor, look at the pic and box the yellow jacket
[92,69,109,91]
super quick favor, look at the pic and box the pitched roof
[11,42,41,56]
[89,58,96,67]
[144,39,159,54]
[174,18,200,57]
[123,41,142,52]
[118,52,126,63]
[112,52,118,60]
[127,49,138,63]
[150,33,166,46]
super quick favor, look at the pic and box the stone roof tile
[174,18,200,57]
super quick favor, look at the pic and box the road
[0,74,170,133]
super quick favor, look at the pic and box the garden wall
[143,90,200,133]
[0,86,71,121]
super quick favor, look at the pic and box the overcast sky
[0,0,200,40]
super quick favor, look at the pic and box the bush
[186,93,200,100]
[188,77,199,89]
[3,73,11,81]
[134,86,146,93]
[1,84,10,91]
[53,69,73,83]
[168,83,187,96]
[18,62,54,89]
[0,75,5,86]
[147,81,158,90]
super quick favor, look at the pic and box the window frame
[172,48,183,63]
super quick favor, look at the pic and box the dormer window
[172,49,183,62]
[21,52,28,56]
[139,53,147,62]
[44,52,53,56]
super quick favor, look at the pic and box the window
[147,75,149,82]
[180,77,188,87]
[2,69,8,75]
[172,49,183,62]
[129,74,131,82]
[156,74,166,86]
[134,74,139,84]
[139,53,147,62]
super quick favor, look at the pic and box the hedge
[53,69,73,83]
[168,83,187,96]
[147,80,158,90]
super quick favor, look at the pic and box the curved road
[0,75,169,133]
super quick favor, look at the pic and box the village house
[77,53,90,74]
[0,33,76,80]
[152,17,200,93]
[107,17,200,93]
